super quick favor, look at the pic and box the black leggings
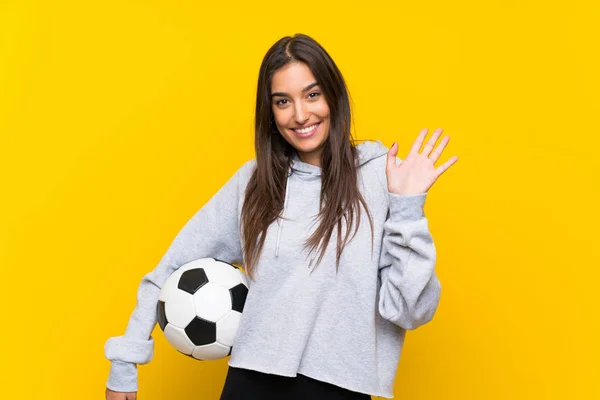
[220,366,372,400]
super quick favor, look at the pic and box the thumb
[387,142,398,169]
[127,394,137,400]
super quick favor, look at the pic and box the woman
[105,33,458,400]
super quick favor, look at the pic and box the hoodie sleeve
[104,161,251,392]
[377,189,442,331]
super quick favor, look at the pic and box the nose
[293,102,309,125]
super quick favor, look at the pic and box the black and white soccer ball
[156,257,249,360]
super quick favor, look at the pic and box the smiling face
[271,62,331,167]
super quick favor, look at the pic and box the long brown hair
[241,33,374,280]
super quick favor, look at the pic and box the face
[271,62,330,167]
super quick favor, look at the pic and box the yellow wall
[1,1,598,399]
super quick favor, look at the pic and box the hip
[219,366,371,400]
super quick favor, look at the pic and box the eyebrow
[271,82,320,98]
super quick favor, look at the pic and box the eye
[308,92,321,99]
[275,99,288,106]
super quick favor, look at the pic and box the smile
[292,122,320,136]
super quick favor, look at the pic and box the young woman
[105,33,458,400]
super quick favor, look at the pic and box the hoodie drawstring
[275,167,291,257]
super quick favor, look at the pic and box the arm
[377,191,442,330]
[104,161,252,392]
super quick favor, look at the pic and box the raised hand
[386,127,458,195]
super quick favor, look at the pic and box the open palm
[386,127,459,195]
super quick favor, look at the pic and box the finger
[407,127,428,157]
[386,141,398,169]
[429,135,450,164]
[421,128,443,157]
[435,156,459,177]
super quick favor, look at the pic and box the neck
[298,150,322,167]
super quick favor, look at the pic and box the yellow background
[1,0,598,399]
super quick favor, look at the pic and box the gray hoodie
[104,140,441,398]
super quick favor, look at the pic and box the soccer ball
[156,257,249,360]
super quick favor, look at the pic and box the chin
[287,135,324,150]
[296,140,325,151]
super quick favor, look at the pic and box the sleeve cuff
[106,360,138,392]
[104,336,154,364]
[388,191,427,222]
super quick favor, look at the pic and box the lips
[291,122,320,138]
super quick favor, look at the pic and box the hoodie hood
[275,140,389,257]
[288,139,389,177]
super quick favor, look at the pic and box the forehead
[271,62,317,92]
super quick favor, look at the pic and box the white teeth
[293,123,318,134]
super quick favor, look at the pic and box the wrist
[387,191,427,222]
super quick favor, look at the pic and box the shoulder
[358,144,402,180]
[234,158,257,184]
[355,139,402,169]
[240,158,257,173]
[357,142,404,200]
[362,154,387,196]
